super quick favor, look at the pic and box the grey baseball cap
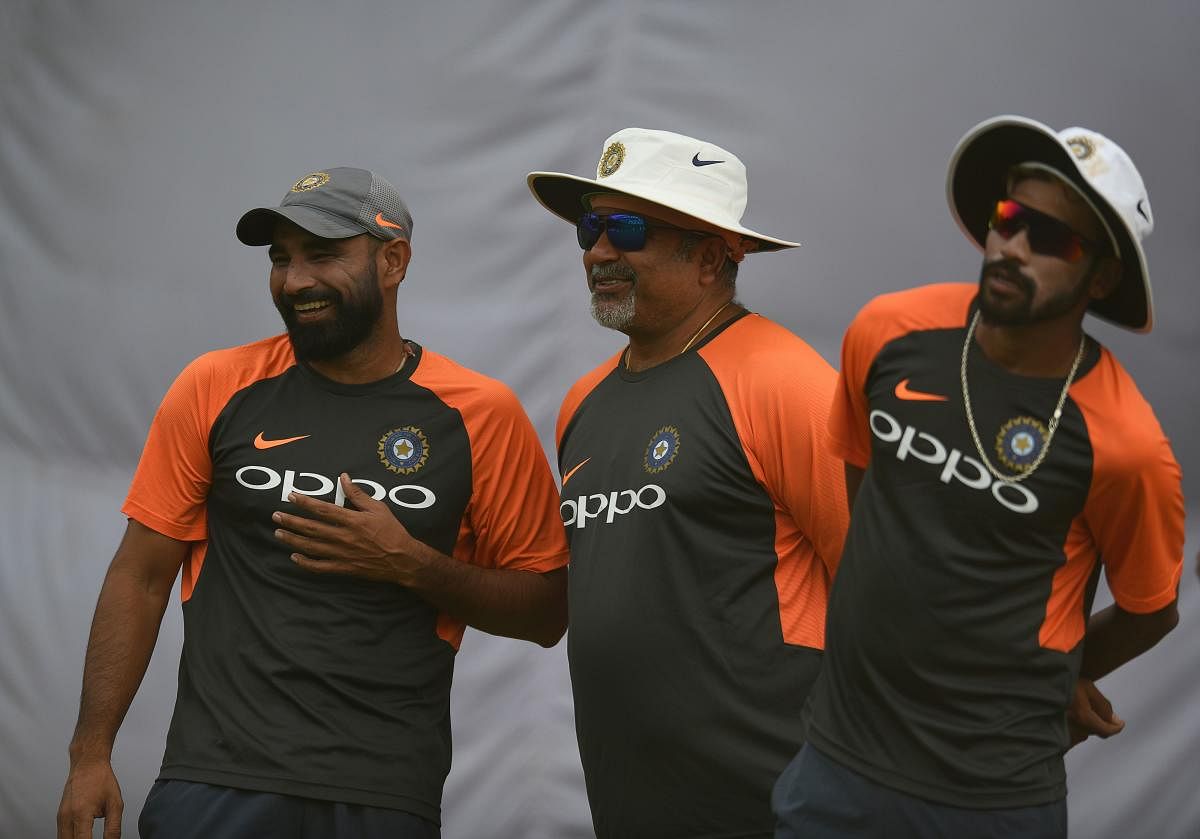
[236,167,414,246]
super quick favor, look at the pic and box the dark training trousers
[772,744,1067,839]
[139,779,441,839]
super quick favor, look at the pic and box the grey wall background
[1,2,1196,837]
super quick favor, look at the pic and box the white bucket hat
[947,115,1154,333]
[527,127,800,259]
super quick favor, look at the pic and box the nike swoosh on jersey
[893,378,947,402]
[562,457,591,487]
[253,432,312,449]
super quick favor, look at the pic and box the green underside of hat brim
[949,122,1150,333]
[527,172,799,253]
[236,206,371,246]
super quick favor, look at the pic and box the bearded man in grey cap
[528,128,850,839]
[773,117,1183,839]
[57,167,569,839]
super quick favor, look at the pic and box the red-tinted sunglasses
[988,199,1102,263]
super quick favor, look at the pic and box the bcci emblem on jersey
[996,416,1047,474]
[378,426,430,475]
[644,426,681,474]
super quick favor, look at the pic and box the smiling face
[268,222,385,362]
[977,175,1117,327]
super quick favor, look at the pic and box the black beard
[976,258,1091,327]
[275,267,383,362]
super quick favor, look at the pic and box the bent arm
[402,551,567,648]
[1064,598,1178,749]
[277,478,568,648]
[1079,598,1179,682]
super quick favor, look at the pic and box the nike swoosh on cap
[253,432,312,450]
[562,457,591,487]
[375,212,404,230]
[893,378,947,402]
[692,153,724,167]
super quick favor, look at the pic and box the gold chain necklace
[394,340,414,374]
[624,301,734,371]
[679,301,733,355]
[960,310,1085,483]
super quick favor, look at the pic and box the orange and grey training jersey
[123,334,568,823]
[557,312,848,839]
[808,283,1184,809]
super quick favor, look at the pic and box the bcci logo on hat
[1066,136,1095,161]
[597,142,625,178]
[644,426,680,474]
[378,426,429,475]
[291,171,330,192]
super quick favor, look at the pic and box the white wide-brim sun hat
[528,127,800,257]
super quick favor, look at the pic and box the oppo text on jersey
[236,465,437,509]
[560,484,667,528]
[869,409,1039,514]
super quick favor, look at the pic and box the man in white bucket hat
[773,116,1184,838]
[528,128,849,838]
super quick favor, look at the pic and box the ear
[695,236,728,286]
[376,238,412,289]
[1087,255,1121,301]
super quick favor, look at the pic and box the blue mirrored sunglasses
[576,211,709,252]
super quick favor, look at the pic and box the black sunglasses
[576,211,710,252]
[988,199,1103,263]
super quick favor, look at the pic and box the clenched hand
[1066,677,1124,749]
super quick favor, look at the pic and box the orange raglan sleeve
[556,379,589,456]
[121,355,218,542]
[701,319,848,648]
[828,285,977,468]
[454,379,570,575]
[1076,357,1185,613]
[734,329,848,580]
[556,350,623,465]
[828,301,884,469]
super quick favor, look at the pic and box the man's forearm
[1079,600,1179,682]
[68,566,174,762]
[402,546,568,647]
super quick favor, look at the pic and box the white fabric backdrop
[1,2,1196,836]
